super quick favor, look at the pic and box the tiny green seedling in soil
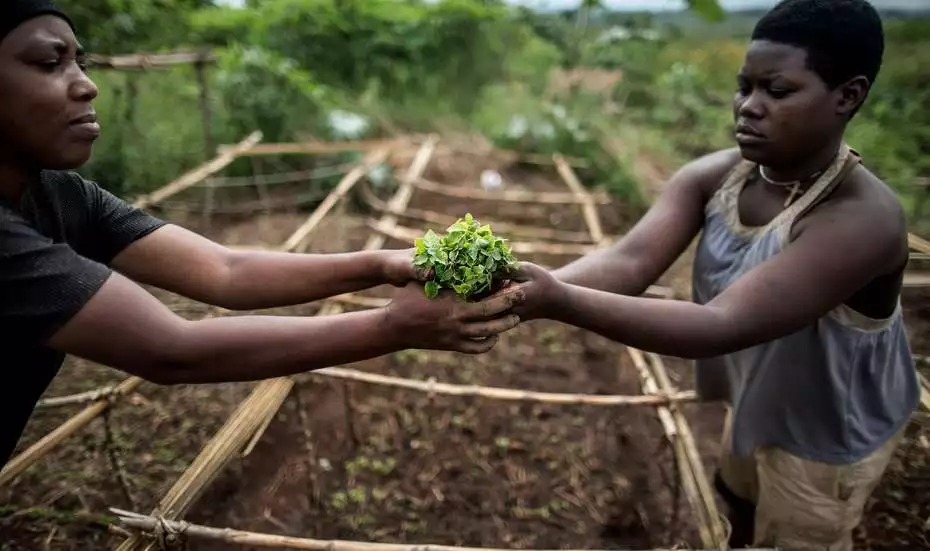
[413,213,518,300]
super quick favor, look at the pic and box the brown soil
[1,143,929,551]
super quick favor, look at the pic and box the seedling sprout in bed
[413,213,519,301]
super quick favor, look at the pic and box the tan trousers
[718,408,905,551]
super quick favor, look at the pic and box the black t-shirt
[0,171,166,467]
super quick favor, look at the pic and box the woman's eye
[36,59,61,71]
[768,88,791,99]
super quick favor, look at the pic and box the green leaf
[410,212,518,301]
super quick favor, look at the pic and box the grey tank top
[691,143,920,464]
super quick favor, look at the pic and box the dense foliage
[54,0,930,230]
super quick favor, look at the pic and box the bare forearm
[160,309,402,384]
[551,247,655,296]
[553,284,734,359]
[221,250,389,310]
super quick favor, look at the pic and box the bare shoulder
[803,163,908,267]
[836,164,905,234]
[668,147,744,200]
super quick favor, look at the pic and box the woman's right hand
[383,282,525,354]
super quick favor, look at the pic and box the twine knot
[153,515,189,549]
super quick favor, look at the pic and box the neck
[0,162,39,207]
[761,135,843,183]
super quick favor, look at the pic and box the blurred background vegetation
[58,0,930,230]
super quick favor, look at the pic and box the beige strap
[790,145,862,225]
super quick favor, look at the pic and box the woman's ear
[835,75,870,117]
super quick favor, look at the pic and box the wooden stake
[219,138,402,157]
[0,377,143,486]
[310,366,697,406]
[366,220,601,255]
[116,136,439,551]
[280,147,392,252]
[358,182,605,244]
[553,153,605,244]
[86,51,216,70]
[904,271,930,288]
[111,508,779,551]
[133,131,262,210]
[645,352,727,550]
[909,232,930,254]
[34,386,118,409]
[414,177,611,205]
[552,154,726,548]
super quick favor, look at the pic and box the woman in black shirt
[0,1,524,467]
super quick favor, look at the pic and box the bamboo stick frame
[133,131,263,209]
[0,377,143,487]
[358,182,606,244]
[86,51,216,70]
[203,162,357,188]
[221,137,588,168]
[218,138,403,157]
[909,232,930,255]
[116,137,439,551]
[552,160,727,549]
[88,49,220,163]
[111,508,778,551]
[553,154,605,243]
[33,386,118,409]
[356,221,674,299]
[14,136,732,550]
[414,177,612,205]
[645,352,728,549]
[904,271,930,288]
[367,219,602,256]
[440,144,590,169]
[309,367,697,406]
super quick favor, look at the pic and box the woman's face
[0,15,100,171]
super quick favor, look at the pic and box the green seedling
[413,213,518,300]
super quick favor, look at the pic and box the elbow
[129,321,201,385]
[200,249,244,311]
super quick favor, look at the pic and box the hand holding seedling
[505,261,567,322]
[379,247,434,287]
[413,213,518,301]
[384,282,524,354]
[376,214,526,354]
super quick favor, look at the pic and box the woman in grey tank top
[507,0,919,549]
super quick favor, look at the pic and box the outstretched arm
[513,193,907,359]
[111,224,417,311]
[47,271,522,385]
[76,176,419,311]
[1,211,523,386]
[552,149,740,294]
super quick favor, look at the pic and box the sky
[213,0,927,11]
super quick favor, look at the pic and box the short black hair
[751,0,884,91]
